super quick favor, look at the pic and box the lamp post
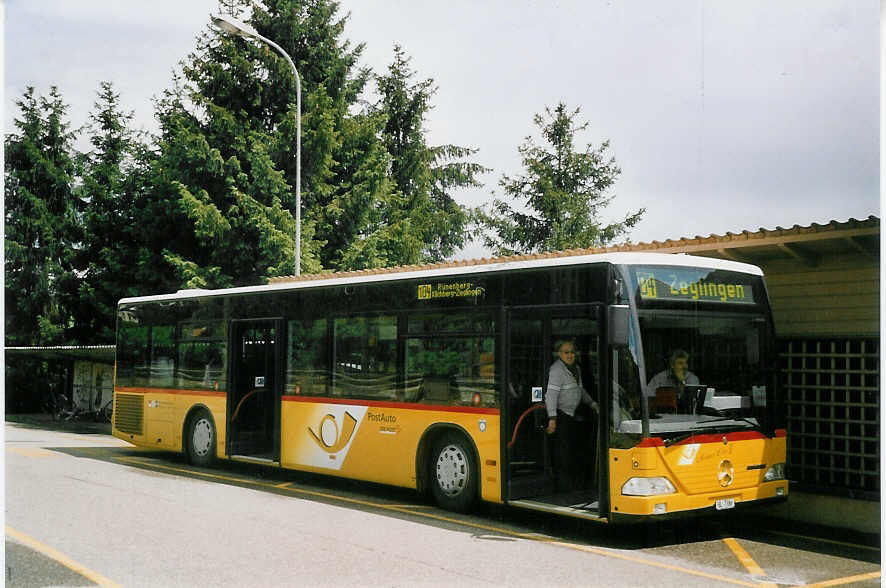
[211,13,302,276]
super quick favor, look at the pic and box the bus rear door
[227,319,283,463]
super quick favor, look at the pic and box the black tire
[186,409,216,467]
[429,431,478,513]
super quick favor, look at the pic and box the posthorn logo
[718,459,735,487]
[309,411,358,454]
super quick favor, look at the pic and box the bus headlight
[622,477,676,496]
[762,463,786,482]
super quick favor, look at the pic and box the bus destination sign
[636,269,754,304]
[417,281,485,301]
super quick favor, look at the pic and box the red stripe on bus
[114,387,226,398]
[281,395,500,415]
[670,430,773,445]
[639,429,781,448]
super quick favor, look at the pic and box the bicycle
[96,396,113,423]
[41,382,76,422]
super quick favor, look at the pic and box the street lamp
[211,13,303,276]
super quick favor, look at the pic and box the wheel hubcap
[192,418,212,457]
[435,444,468,497]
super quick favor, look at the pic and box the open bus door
[227,319,283,463]
[504,306,603,514]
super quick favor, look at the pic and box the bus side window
[332,316,397,400]
[405,335,496,408]
[287,319,329,397]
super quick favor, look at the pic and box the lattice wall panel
[781,338,879,495]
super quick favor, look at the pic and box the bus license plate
[715,498,736,510]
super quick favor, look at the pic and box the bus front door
[505,308,601,510]
[505,312,550,500]
[227,319,282,462]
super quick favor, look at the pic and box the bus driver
[646,349,699,412]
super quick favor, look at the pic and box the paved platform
[6,415,880,542]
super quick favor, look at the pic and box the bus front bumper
[610,481,789,520]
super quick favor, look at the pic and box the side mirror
[608,305,630,347]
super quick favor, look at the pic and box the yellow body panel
[112,388,227,457]
[280,399,501,503]
[115,388,786,518]
[609,435,788,516]
[113,389,502,503]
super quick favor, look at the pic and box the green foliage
[4,86,79,345]
[8,4,647,355]
[356,46,489,267]
[73,82,152,343]
[477,102,644,255]
[148,0,399,281]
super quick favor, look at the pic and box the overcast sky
[4,1,880,256]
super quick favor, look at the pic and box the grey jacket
[545,359,595,418]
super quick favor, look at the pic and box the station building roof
[595,215,879,268]
[5,345,116,364]
[268,215,878,284]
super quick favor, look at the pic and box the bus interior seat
[420,376,453,404]
[653,387,677,414]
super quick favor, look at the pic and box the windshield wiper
[695,416,774,438]
[662,416,772,447]
[663,431,698,447]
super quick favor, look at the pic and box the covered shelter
[5,345,116,415]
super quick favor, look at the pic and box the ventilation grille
[114,393,144,435]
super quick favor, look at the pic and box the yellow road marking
[8,447,58,458]
[721,537,776,587]
[797,570,881,587]
[6,525,121,588]
[274,482,293,488]
[113,455,762,587]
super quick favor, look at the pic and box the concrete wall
[759,490,881,535]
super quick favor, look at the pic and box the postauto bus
[112,252,787,522]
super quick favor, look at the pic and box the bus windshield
[634,309,773,440]
[616,264,776,441]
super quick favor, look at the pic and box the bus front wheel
[430,432,477,513]
[186,409,216,467]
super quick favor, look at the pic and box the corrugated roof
[616,215,879,251]
[269,215,878,284]
[5,345,116,364]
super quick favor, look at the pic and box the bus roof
[118,251,763,305]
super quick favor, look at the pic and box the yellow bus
[112,251,787,522]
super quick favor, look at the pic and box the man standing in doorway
[545,340,597,492]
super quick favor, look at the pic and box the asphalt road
[5,422,880,587]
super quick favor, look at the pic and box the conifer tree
[72,82,150,343]
[148,0,393,285]
[4,86,80,345]
[477,102,644,255]
[343,45,487,268]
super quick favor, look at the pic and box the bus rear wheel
[430,432,477,513]
[186,409,216,467]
